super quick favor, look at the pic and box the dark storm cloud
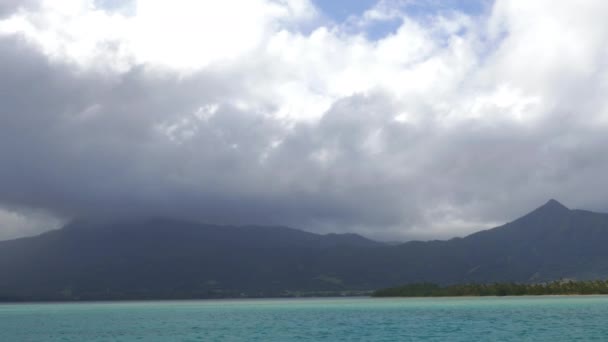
[1,36,402,232]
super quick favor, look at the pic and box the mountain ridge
[1,199,608,300]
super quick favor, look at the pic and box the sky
[1,0,608,242]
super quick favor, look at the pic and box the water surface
[1,296,607,341]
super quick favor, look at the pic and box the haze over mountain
[2,199,608,300]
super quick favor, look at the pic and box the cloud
[0,0,608,241]
[0,0,36,18]
[0,207,62,240]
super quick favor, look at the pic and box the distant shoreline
[0,291,374,303]
[4,294,608,305]
[4,280,608,303]
[5,292,608,304]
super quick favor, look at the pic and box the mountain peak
[542,199,569,211]
[508,199,570,225]
[520,199,570,219]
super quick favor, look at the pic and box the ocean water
[1,296,608,341]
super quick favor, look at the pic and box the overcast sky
[1,0,608,241]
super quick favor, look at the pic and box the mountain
[0,219,383,300]
[1,200,608,300]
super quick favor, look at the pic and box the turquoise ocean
[1,296,608,341]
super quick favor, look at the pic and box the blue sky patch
[313,0,491,39]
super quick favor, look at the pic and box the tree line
[373,280,608,297]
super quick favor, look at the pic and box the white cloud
[0,208,64,240]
